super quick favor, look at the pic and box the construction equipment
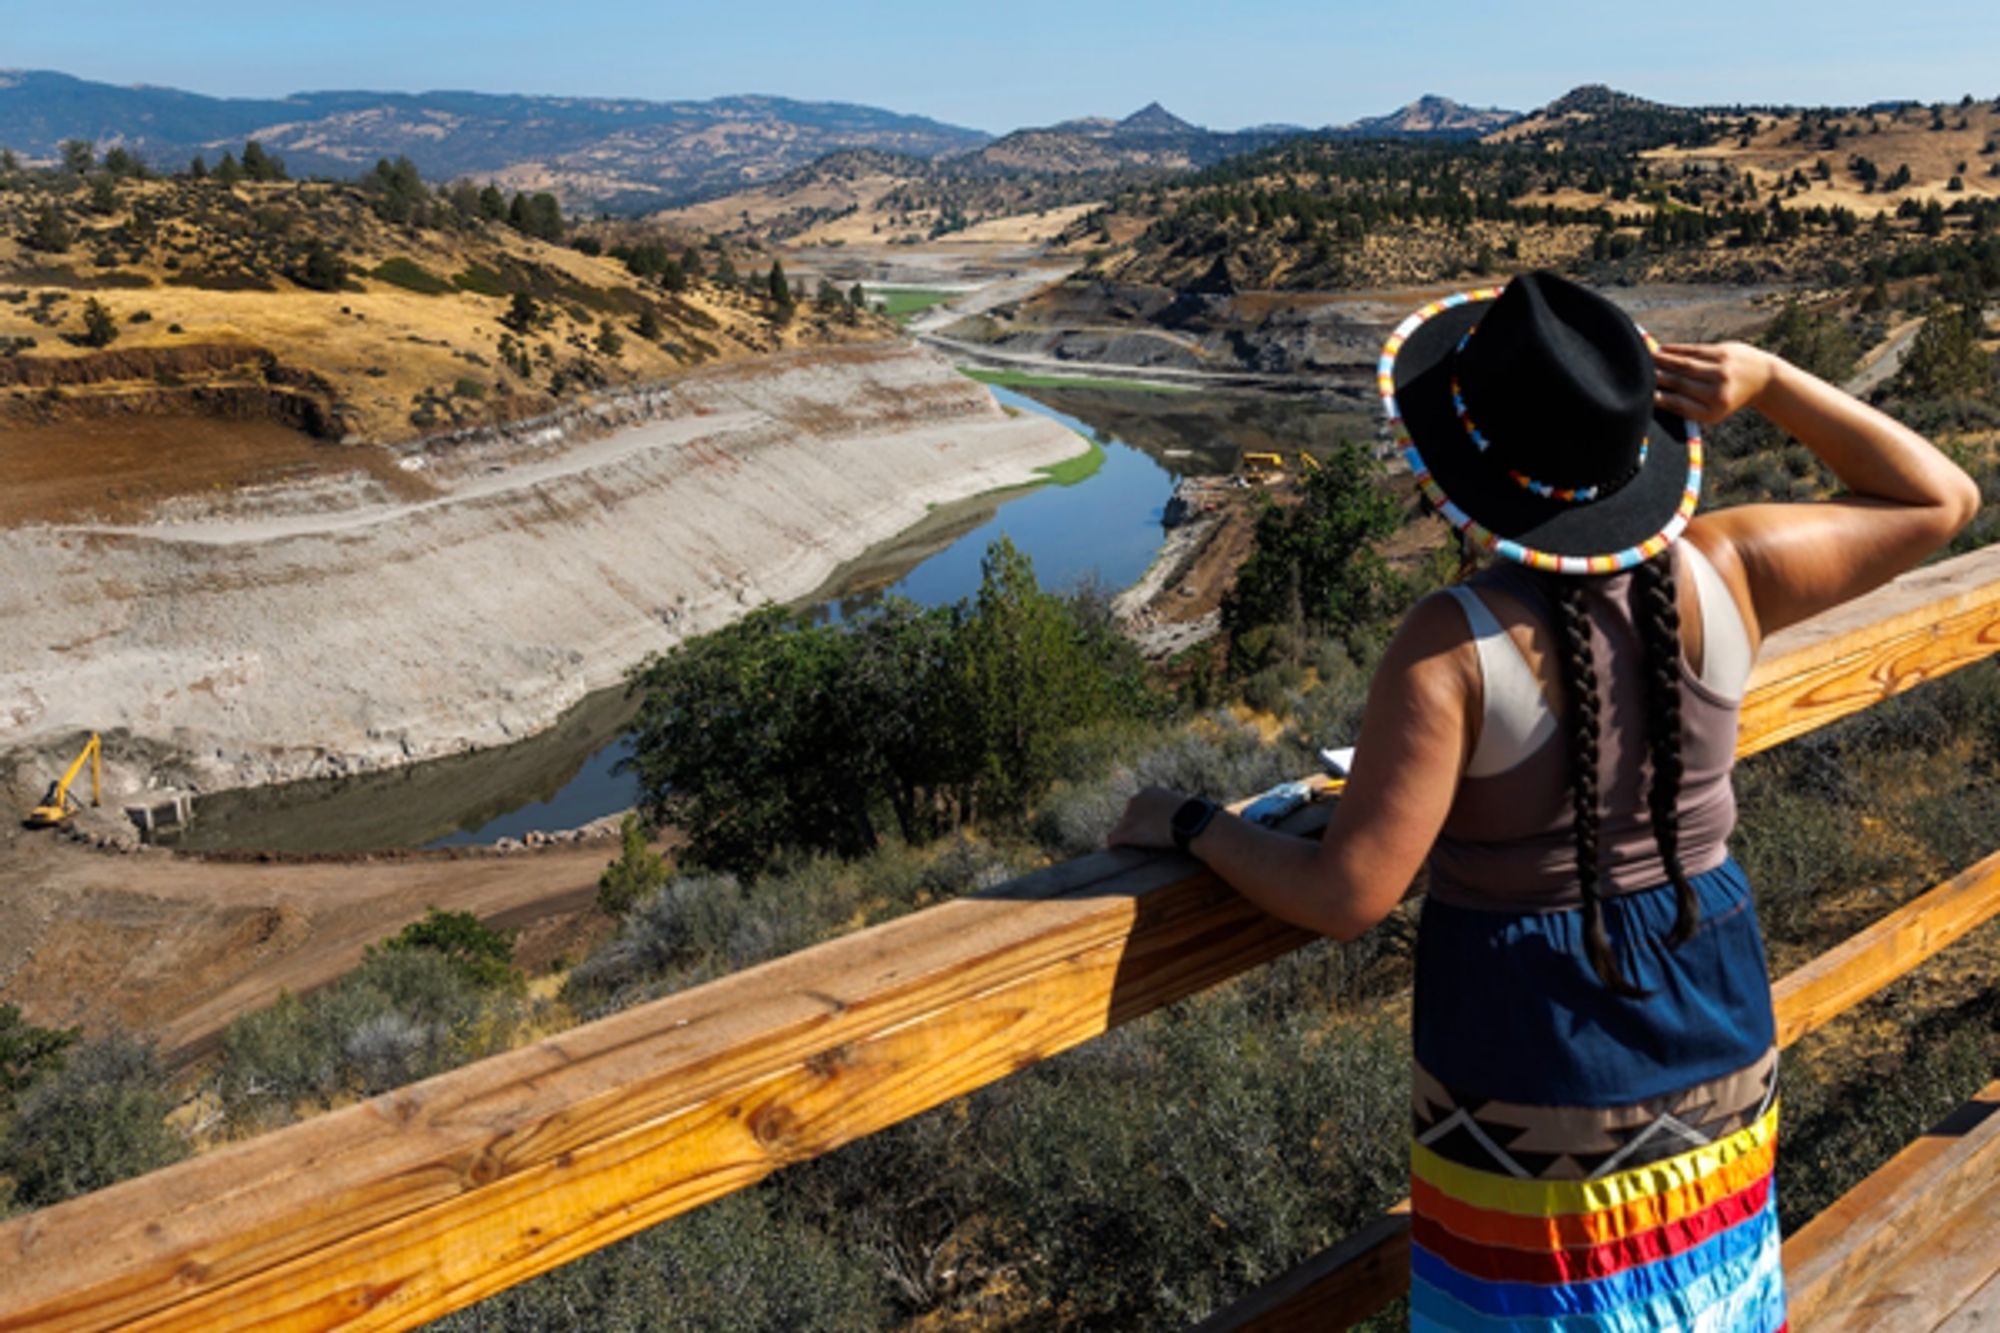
[1298,452,1322,473]
[26,732,102,828]
[1239,450,1285,483]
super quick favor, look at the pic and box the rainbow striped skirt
[1409,858,1786,1331]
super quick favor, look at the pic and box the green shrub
[627,541,1156,878]
[1241,663,1298,717]
[217,946,521,1130]
[452,264,510,297]
[1031,711,1299,858]
[597,813,668,917]
[376,907,521,992]
[371,256,453,295]
[993,1000,1408,1326]
[0,1005,78,1116]
[0,1034,186,1208]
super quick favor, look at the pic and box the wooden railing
[4,544,2000,1332]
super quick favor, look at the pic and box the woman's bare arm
[1107,593,1474,940]
[1656,341,1980,639]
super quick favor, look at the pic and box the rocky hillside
[0,148,882,443]
[1059,87,2000,292]
[962,103,1300,175]
[1338,94,1517,140]
[0,70,990,210]
[657,146,1138,246]
[659,102,1331,247]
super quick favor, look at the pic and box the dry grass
[0,178,882,445]
[1643,103,2000,214]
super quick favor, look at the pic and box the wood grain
[4,550,2000,1331]
[1783,1082,2000,1330]
[1813,1172,2000,1332]
[1739,544,2000,758]
[1771,849,2000,1048]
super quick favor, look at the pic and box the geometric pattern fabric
[1411,1050,1787,1331]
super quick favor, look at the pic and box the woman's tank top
[1425,543,1754,912]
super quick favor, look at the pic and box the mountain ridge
[0,69,990,211]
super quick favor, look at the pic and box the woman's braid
[1635,554,1701,944]
[1548,577,1646,996]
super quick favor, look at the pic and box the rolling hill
[0,70,990,211]
[0,155,881,445]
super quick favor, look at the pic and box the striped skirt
[1409,858,1786,1331]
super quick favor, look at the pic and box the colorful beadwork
[1506,442,1649,504]
[1378,286,1702,573]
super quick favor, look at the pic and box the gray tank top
[1426,545,1751,912]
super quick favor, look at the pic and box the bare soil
[0,811,622,1062]
[0,414,433,526]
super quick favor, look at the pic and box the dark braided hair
[1541,551,1701,993]
[1634,555,1702,945]
[1546,577,1645,996]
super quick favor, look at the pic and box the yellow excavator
[1239,450,1285,483]
[26,733,102,828]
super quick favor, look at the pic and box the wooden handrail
[1782,1078,2000,1328]
[4,545,2000,1332]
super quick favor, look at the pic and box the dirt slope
[0,342,1088,791]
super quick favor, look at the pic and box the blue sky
[2,0,1996,133]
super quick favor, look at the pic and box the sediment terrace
[0,342,1085,790]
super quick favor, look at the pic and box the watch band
[1171,796,1220,854]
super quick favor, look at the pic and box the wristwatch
[1170,796,1220,854]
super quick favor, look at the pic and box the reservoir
[168,379,1368,851]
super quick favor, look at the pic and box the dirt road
[0,815,617,1062]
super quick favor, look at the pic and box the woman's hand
[1106,785,1186,850]
[1653,342,1778,425]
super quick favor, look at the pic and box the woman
[1110,272,1978,1330]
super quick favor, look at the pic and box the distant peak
[1545,84,1660,116]
[1118,102,1196,134]
[1345,94,1518,137]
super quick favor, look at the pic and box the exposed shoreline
[0,342,1088,793]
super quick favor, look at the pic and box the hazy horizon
[3,0,1996,135]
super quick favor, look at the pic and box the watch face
[1172,797,1215,846]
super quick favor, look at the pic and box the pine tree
[240,140,285,182]
[596,815,667,917]
[80,298,118,348]
[23,204,72,254]
[768,260,792,308]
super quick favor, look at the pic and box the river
[166,380,1367,852]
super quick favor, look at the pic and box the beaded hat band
[1377,277,1702,576]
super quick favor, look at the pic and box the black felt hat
[1378,271,1702,574]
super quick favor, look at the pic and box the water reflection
[171,381,1360,851]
